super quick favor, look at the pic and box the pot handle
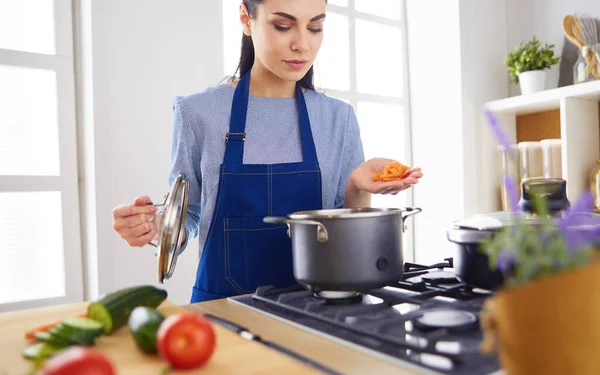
[263,217,329,243]
[402,207,422,220]
[401,207,422,233]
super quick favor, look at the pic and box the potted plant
[505,36,560,95]
[479,110,600,375]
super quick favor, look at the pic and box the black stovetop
[228,258,501,375]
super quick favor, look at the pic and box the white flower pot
[518,70,547,95]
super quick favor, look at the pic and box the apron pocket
[224,217,296,294]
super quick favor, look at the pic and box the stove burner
[421,271,458,284]
[314,291,362,304]
[315,291,358,299]
[414,309,478,333]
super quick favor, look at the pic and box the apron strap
[224,70,318,164]
[296,83,318,163]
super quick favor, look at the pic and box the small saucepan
[447,211,600,290]
[264,207,422,292]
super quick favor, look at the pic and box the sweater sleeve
[334,104,365,208]
[168,96,202,251]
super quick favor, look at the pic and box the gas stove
[228,258,501,375]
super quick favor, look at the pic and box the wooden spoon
[563,15,584,48]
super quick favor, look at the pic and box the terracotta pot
[488,259,600,375]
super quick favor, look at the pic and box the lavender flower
[503,175,520,213]
[484,109,517,156]
[497,249,516,272]
[557,192,600,253]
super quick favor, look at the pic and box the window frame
[0,0,84,312]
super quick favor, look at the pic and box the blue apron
[190,71,323,303]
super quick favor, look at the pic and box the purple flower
[497,249,516,272]
[559,191,594,225]
[503,175,520,213]
[484,109,517,156]
[557,191,600,253]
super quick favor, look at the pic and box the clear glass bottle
[574,45,600,84]
[590,160,600,212]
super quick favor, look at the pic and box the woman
[112,0,423,303]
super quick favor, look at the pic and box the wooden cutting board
[0,300,323,375]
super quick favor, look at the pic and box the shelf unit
[477,80,600,213]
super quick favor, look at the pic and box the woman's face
[241,0,326,83]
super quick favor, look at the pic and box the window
[314,1,413,259]
[221,1,413,260]
[0,0,83,312]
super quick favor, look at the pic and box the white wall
[406,0,509,265]
[77,0,225,304]
[507,0,600,96]
[406,0,463,265]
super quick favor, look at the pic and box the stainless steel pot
[264,207,422,292]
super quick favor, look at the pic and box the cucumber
[128,307,165,354]
[34,332,71,347]
[62,317,104,335]
[87,285,168,334]
[22,342,63,361]
[47,321,102,346]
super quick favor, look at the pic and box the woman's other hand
[112,196,158,247]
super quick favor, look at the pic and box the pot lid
[288,207,419,220]
[155,173,189,283]
[453,211,542,231]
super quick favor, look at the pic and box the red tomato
[39,346,115,375]
[157,313,216,370]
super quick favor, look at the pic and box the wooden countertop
[0,300,324,375]
[187,298,423,375]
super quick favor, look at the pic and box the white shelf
[485,80,600,115]
[473,81,600,214]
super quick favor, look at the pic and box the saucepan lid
[148,173,189,283]
[447,210,600,244]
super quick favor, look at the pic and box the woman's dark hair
[231,0,326,90]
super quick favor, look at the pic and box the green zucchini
[87,285,168,334]
[128,307,165,353]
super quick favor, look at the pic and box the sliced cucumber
[22,343,63,361]
[34,331,71,347]
[62,317,104,335]
[48,322,101,346]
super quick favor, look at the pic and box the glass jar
[540,139,562,179]
[498,145,520,211]
[574,45,600,84]
[590,160,600,211]
[518,141,544,182]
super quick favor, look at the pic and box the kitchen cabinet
[476,80,600,213]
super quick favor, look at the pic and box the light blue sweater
[169,83,365,255]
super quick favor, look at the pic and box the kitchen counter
[187,298,421,375]
[0,296,430,375]
[0,300,326,375]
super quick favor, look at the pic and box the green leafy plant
[481,194,597,287]
[505,36,560,83]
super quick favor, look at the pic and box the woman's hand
[112,196,158,247]
[350,158,423,195]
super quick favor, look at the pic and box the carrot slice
[24,312,88,340]
[373,161,410,182]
